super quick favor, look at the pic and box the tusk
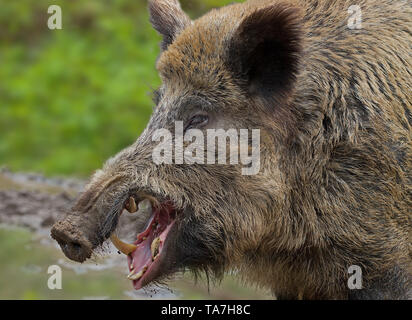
[110,234,137,255]
[127,269,135,278]
[125,196,138,213]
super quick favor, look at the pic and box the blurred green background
[0,0,242,177]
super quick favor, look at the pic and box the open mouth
[110,196,176,290]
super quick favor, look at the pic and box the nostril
[51,224,93,263]
[71,242,82,250]
[59,239,92,262]
[69,242,84,255]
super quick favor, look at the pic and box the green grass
[0,0,160,176]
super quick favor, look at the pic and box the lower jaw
[125,202,176,289]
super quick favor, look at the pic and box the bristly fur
[52,0,411,299]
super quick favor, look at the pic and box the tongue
[127,205,175,289]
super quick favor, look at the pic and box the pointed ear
[148,0,192,51]
[227,4,302,102]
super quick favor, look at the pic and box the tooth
[110,235,137,255]
[128,271,142,281]
[127,266,147,281]
[125,197,137,213]
[151,237,161,259]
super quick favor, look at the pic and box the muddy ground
[0,169,80,233]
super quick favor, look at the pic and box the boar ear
[227,4,302,101]
[149,0,192,51]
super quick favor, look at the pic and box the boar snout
[51,172,131,262]
[51,216,94,263]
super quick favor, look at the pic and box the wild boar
[51,0,411,299]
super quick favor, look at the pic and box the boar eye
[185,114,209,131]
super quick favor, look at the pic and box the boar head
[51,0,302,290]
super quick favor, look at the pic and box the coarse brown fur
[51,0,412,299]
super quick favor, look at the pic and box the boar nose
[51,220,93,263]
